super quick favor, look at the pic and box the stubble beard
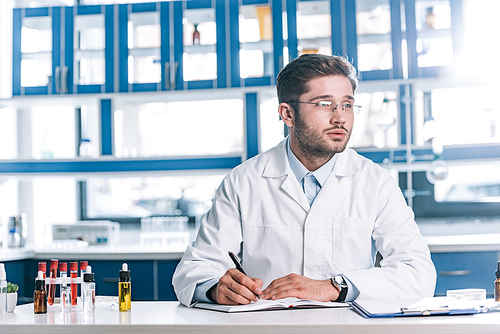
[293,111,351,162]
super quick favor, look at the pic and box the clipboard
[351,297,500,318]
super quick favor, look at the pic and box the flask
[34,271,47,314]
[495,262,500,302]
[0,263,7,315]
[119,263,131,312]
[82,266,95,313]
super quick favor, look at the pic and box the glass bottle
[82,266,95,313]
[119,263,131,312]
[34,271,47,314]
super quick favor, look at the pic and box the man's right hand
[209,268,263,305]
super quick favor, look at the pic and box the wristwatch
[331,275,348,302]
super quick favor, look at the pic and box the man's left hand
[260,273,339,302]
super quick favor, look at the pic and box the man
[173,54,436,307]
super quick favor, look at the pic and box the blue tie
[303,173,319,206]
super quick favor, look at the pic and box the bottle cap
[496,261,500,279]
[59,262,67,272]
[119,262,130,282]
[83,265,95,283]
[70,262,78,272]
[38,262,46,273]
[0,263,6,280]
[50,259,59,269]
[80,261,88,271]
[35,271,45,290]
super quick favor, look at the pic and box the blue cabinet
[158,260,180,301]
[431,251,498,297]
[229,0,284,87]
[13,5,114,96]
[91,260,156,300]
[24,259,179,301]
[118,0,227,92]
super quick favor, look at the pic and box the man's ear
[278,103,294,128]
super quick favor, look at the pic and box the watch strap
[332,276,348,302]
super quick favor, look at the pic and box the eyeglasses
[288,100,362,114]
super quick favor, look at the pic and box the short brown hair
[276,54,358,104]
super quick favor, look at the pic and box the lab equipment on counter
[447,289,486,301]
[119,263,131,312]
[140,216,189,248]
[59,262,70,312]
[7,214,28,248]
[52,220,119,245]
[82,266,95,313]
[38,262,46,279]
[34,271,47,314]
[48,259,58,306]
[70,262,78,306]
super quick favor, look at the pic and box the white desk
[2,302,500,334]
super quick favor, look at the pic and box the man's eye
[317,101,332,107]
[342,103,353,109]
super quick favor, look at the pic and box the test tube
[48,259,58,306]
[59,262,70,312]
[79,261,88,278]
[70,262,78,306]
[38,262,46,279]
[79,261,88,300]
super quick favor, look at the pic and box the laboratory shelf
[0,156,242,176]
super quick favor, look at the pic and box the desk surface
[2,302,500,334]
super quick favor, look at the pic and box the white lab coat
[173,139,436,306]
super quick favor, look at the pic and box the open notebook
[193,297,349,313]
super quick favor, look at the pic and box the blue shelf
[0,157,242,174]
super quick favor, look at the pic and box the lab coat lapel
[262,140,310,212]
[312,149,360,208]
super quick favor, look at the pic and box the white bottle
[0,263,7,315]
[82,265,95,313]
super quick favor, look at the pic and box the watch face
[334,276,346,287]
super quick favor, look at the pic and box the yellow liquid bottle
[119,263,131,312]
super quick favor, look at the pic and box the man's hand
[261,273,339,302]
[209,268,263,305]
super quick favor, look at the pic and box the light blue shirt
[286,138,337,206]
[193,138,359,303]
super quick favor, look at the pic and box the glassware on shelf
[182,8,217,82]
[355,1,393,72]
[296,0,331,56]
[128,11,161,85]
[20,16,52,88]
[74,14,105,86]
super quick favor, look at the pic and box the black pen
[228,251,260,299]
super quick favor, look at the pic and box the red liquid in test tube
[70,262,78,306]
[48,259,58,306]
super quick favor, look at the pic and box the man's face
[291,75,355,159]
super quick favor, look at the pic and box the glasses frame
[287,100,362,114]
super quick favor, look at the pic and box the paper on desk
[402,296,498,314]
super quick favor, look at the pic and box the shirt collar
[286,137,338,187]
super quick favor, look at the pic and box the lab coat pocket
[332,217,374,271]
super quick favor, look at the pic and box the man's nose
[330,109,346,124]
